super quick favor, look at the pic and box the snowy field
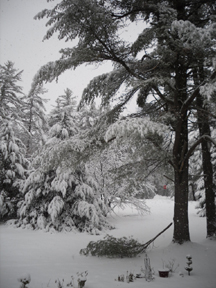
[0,195,216,288]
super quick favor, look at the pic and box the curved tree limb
[180,134,216,172]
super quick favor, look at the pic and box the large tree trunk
[172,57,190,243]
[193,61,216,237]
[172,116,190,243]
[196,94,215,237]
[202,139,215,237]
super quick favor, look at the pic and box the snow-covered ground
[0,195,215,288]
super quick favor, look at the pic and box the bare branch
[163,174,175,183]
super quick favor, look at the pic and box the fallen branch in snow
[80,222,173,258]
[138,222,173,253]
[126,222,173,255]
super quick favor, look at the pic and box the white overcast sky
[0,0,141,112]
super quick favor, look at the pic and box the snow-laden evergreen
[16,98,111,233]
[22,83,48,157]
[0,61,24,120]
[0,61,32,220]
[17,164,110,233]
[48,88,78,127]
[0,121,29,219]
[104,117,169,143]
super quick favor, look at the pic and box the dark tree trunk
[172,117,190,243]
[193,61,216,237]
[202,140,215,237]
[196,93,216,237]
[0,150,4,193]
[172,60,191,243]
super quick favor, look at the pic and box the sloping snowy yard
[0,196,215,288]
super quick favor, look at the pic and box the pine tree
[48,88,77,127]
[33,0,216,242]
[47,89,80,141]
[17,165,110,233]
[22,83,48,157]
[0,61,24,120]
[0,121,29,219]
[0,61,29,219]
[17,103,110,233]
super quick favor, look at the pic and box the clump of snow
[0,196,215,288]
[48,196,64,223]
[37,215,47,230]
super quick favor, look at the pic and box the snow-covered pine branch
[48,196,64,223]
[104,117,168,143]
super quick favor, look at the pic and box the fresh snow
[0,195,215,288]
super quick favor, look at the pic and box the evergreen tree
[33,0,216,242]
[0,61,24,120]
[0,61,29,219]
[17,165,109,233]
[22,83,48,157]
[48,88,77,127]
[17,103,110,233]
[47,88,79,141]
[0,121,29,219]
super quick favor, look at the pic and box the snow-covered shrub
[17,167,111,233]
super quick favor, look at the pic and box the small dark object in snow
[78,279,86,288]
[158,269,169,277]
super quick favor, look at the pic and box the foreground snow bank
[0,196,215,288]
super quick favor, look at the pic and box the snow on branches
[48,196,64,223]
[200,82,216,102]
[104,117,168,143]
[171,19,215,55]
[17,162,110,233]
[0,121,28,219]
